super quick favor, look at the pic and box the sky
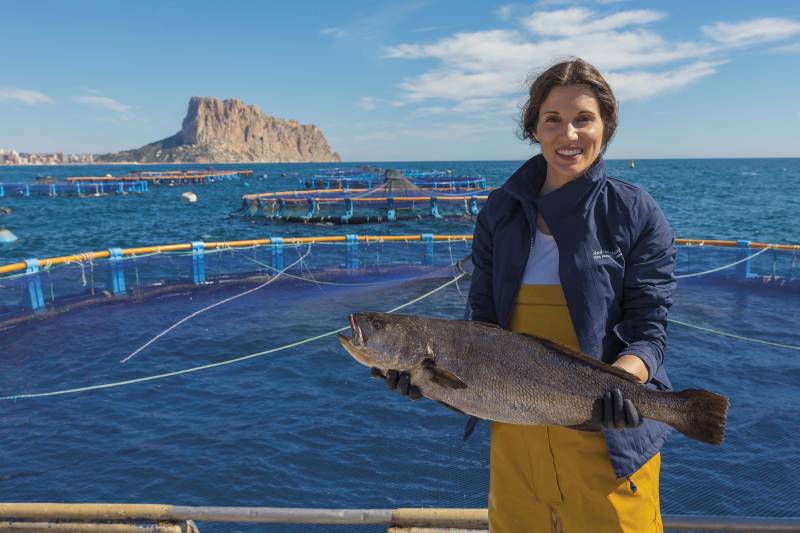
[1,0,799,161]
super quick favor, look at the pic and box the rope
[0,272,465,401]
[119,246,312,363]
[238,254,427,287]
[676,246,771,279]
[668,318,800,351]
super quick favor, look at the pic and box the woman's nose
[563,122,579,140]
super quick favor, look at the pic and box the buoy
[0,207,12,216]
[0,228,18,243]
[182,192,198,203]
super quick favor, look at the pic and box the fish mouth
[338,313,378,367]
[338,314,364,348]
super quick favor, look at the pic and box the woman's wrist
[612,354,649,383]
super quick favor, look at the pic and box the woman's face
[534,85,605,185]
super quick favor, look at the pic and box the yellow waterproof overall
[488,285,663,533]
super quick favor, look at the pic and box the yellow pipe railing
[0,235,474,276]
[1,235,797,277]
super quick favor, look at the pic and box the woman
[380,58,676,531]
[468,58,677,532]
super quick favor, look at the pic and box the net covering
[300,167,487,190]
[0,181,148,197]
[1,240,798,532]
[243,178,490,223]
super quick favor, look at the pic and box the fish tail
[673,389,729,445]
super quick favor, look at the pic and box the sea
[0,158,798,531]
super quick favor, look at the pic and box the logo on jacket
[592,247,623,261]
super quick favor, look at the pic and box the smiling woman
[465,58,677,533]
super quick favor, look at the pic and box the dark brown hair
[520,57,618,154]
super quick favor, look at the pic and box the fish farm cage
[1,236,799,532]
[0,180,149,197]
[243,175,490,223]
[65,169,253,186]
[300,168,487,191]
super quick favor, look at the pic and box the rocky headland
[97,97,340,163]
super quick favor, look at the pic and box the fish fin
[422,358,468,389]
[435,400,468,416]
[463,416,480,441]
[673,389,729,445]
[521,334,641,383]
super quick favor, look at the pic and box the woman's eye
[578,115,593,122]
[544,116,559,123]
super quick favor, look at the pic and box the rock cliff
[97,97,340,163]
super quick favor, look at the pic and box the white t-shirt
[520,228,560,285]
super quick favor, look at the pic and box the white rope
[119,246,312,363]
[1,271,465,401]
[238,254,423,287]
[676,246,772,279]
[668,318,800,351]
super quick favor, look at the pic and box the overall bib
[488,285,663,533]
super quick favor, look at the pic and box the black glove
[370,367,422,400]
[593,388,641,429]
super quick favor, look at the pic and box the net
[65,170,252,185]
[242,178,490,223]
[0,181,148,197]
[300,168,487,190]
[1,237,798,530]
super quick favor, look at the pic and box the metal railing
[1,504,798,532]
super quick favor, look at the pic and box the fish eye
[371,319,383,330]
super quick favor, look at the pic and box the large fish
[339,312,728,445]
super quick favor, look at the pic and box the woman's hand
[370,367,422,400]
[591,355,649,430]
[595,388,642,429]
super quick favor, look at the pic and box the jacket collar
[502,153,607,217]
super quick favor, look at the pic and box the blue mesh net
[1,239,798,531]
[242,177,489,223]
[299,167,486,190]
[0,181,148,197]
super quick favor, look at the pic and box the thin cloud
[320,27,350,39]
[73,95,131,114]
[702,18,800,47]
[606,60,726,101]
[495,5,515,20]
[384,7,800,108]
[772,42,800,53]
[356,96,383,110]
[523,8,665,36]
[0,87,52,105]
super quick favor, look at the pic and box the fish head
[338,312,429,371]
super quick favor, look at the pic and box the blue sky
[1,0,799,161]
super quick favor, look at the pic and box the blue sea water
[0,158,799,530]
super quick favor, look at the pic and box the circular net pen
[244,175,490,224]
[65,170,253,186]
[0,236,798,532]
[300,168,487,191]
[0,180,149,198]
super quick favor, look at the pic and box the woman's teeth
[556,148,583,156]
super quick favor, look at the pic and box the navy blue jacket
[468,154,676,478]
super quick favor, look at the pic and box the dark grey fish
[339,312,728,445]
